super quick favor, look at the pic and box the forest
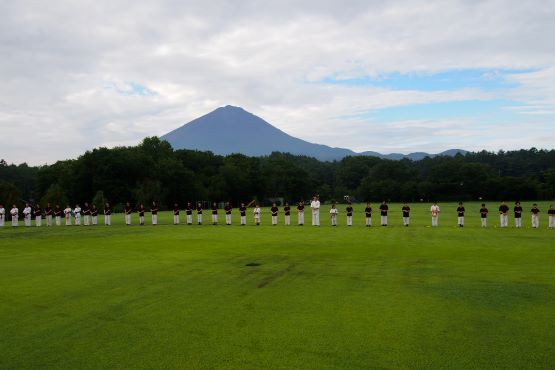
[1,137,554,210]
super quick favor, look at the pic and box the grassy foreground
[1,202,554,369]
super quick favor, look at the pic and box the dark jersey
[33,207,41,216]
[151,207,158,215]
[479,208,488,218]
[196,206,202,214]
[514,206,523,218]
[45,207,52,216]
[531,207,540,215]
[239,206,246,216]
[124,206,132,215]
[54,208,63,217]
[365,207,372,217]
[174,208,180,215]
[346,206,353,216]
[271,207,278,216]
[284,206,290,216]
[225,206,232,215]
[548,209,555,215]
[457,206,465,217]
[379,204,388,216]
[402,206,410,217]
[104,207,112,215]
[91,208,98,216]
[186,206,192,215]
[211,206,218,215]
[297,204,304,211]
[499,205,509,214]
[138,208,145,217]
[83,207,91,216]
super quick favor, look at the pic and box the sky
[1,0,554,164]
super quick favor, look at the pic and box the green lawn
[1,202,554,369]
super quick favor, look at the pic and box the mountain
[161,106,467,161]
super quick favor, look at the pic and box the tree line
[1,137,554,210]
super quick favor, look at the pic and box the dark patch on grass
[257,264,295,288]
[245,262,261,267]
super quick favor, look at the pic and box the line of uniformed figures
[1,199,554,228]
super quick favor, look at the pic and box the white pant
[55,216,61,226]
[432,216,439,227]
[187,214,192,224]
[531,214,539,228]
[515,217,522,228]
[331,215,337,226]
[0,215,4,227]
[92,216,97,225]
[84,215,90,226]
[380,215,387,225]
[254,215,260,224]
[500,214,508,227]
[347,215,352,226]
[151,214,157,225]
[365,217,372,226]
[226,214,232,225]
[65,215,71,226]
[271,215,277,225]
[174,215,180,224]
[312,211,320,226]
[75,214,81,225]
[298,212,304,225]
[12,216,19,226]
[240,215,246,225]
[284,215,290,225]
[139,215,145,225]
[403,217,410,226]
[125,214,131,225]
[197,214,202,224]
[458,216,464,226]
[24,215,31,226]
[212,214,218,224]
[46,215,52,226]
[549,215,554,228]
[35,216,42,226]
[105,215,111,225]
[481,218,487,227]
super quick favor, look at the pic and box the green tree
[40,183,69,206]
[0,181,22,208]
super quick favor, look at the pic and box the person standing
[297,201,305,226]
[379,201,388,226]
[54,205,62,226]
[91,204,98,225]
[514,201,523,228]
[186,202,193,225]
[330,203,338,226]
[253,203,261,225]
[151,202,158,225]
[479,203,488,227]
[10,204,19,227]
[239,202,247,225]
[310,196,320,226]
[284,202,291,226]
[196,202,203,225]
[548,205,555,229]
[364,203,372,227]
[531,204,540,228]
[74,204,82,225]
[211,202,218,225]
[83,202,91,226]
[104,203,112,226]
[34,203,42,227]
[23,203,32,227]
[457,202,465,227]
[346,202,353,226]
[499,201,509,228]
[402,202,410,227]
[138,204,145,226]
[271,203,278,226]
[0,204,4,227]
[225,202,232,225]
[430,202,440,227]
[64,204,72,226]
[124,202,132,225]
[45,203,53,226]
[173,203,180,225]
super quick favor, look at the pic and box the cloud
[0,0,554,164]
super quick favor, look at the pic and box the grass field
[1,202,554,369]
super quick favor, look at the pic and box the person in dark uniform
[531,203,540,228]
[514,201,523,228]
[211,202,218,225]
[457,202,465,227]
[173,203,180,225]
[54,204,63,226]
[402,202,410,226]
[104,202,112,225]
[186,202,193,225]
[45,203,53,226]
[297,201,305,225]
[34,203,42,227]
[91,204,98,225]
[138,204,145,226]
[346,202,353,226]
[239,202,247,225]
[499,201,509,228]
[548,205,555,229]
[284,202,291,226]
[196,202,203,225]
[151,202,158,225]
[225,202,232,225]
[364,202,372,227]
[479,203,488,227]
[379,201,388,226]
[124,202,132,225]
[83,202,91,226]
[271,203,279,225]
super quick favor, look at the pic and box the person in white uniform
[253,204,261,225]
[64,204,72,225]
[74,204,82,225]
[0,204,5,227]
[330,203,338,226]
[430,202,440,227]
[23,203,32,227]
[10,204,19,227]
[310,196,320,226]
